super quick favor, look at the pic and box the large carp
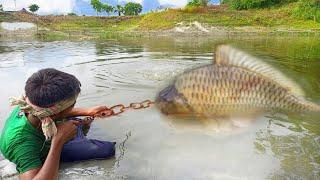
[156,45,320,118]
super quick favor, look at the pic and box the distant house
[20,8,28,13]
[5,8,31,14]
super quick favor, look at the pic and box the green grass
[39,16,142,33]
[138,4,320,30]
[139,9,182,30]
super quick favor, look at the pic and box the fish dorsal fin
[215,45,305,97]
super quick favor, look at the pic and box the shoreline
[1,5,320,40]
[1,25,320,40]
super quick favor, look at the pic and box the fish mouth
[156,85,189,115]
[156,85,179,102]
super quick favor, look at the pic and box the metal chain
[93,99,154,118]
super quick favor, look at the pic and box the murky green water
[0,35,319,179]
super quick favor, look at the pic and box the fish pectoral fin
[198,113,262,131]
[214,45,305,97]
[230,116,257,128]
[197,117,236,132]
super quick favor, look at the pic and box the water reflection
[255,115,320,179]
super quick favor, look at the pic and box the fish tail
[307,102,320,112]
[300,100,320,113]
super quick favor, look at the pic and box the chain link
[93,99,154,119]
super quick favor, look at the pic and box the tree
[91,0,103,16]
[28,4,39,14]
[0,4,3,12]
[200,0,209,6]
[187,0,201,7]
[102,4,114,16]
[114,5,124,16]
[124,2,142,16]
[187,0,209,7]
[68,12,77,16]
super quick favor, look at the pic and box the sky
[0,0,218,15]
[1,0,75,14]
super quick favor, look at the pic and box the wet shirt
[0,107,51,173]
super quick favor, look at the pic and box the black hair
[25,68,81,108]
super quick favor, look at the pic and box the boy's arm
[19,140,63,180]
[20,121,80,180]
[66,106,109,117]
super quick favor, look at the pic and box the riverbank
[1,3,320,39]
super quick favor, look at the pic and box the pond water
[0,22,36,31]
[0,35,319,179]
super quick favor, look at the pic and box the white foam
[0,159,18,178]
[62,166,105,176]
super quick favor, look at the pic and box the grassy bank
[139,4,320,30]
[1,3,320,38]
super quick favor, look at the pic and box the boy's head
[25,68,81,108]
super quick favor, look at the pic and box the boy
[0,68,109,180]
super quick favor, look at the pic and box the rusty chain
[91,99,154,119]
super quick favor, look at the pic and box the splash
[0,158,18,178]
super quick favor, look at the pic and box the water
[0,22,36,31]
[0,35,319,179]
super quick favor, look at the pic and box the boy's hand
[66,106,112,118]
[87,106,111,117]
[52,120,80,145]
[82,116,94,126]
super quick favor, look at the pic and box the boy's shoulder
[0,107,51,173]
[0,107,43,154]
[1,106,30,137]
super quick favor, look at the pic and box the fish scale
[172,65,319,117]
[156,45,320,117]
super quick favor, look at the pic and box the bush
[182,6,203,13]
[68,12,77,16]
[186,0,209,7]
[228,0,282,9]
[293,0,320,22]
[223,0,298,10]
